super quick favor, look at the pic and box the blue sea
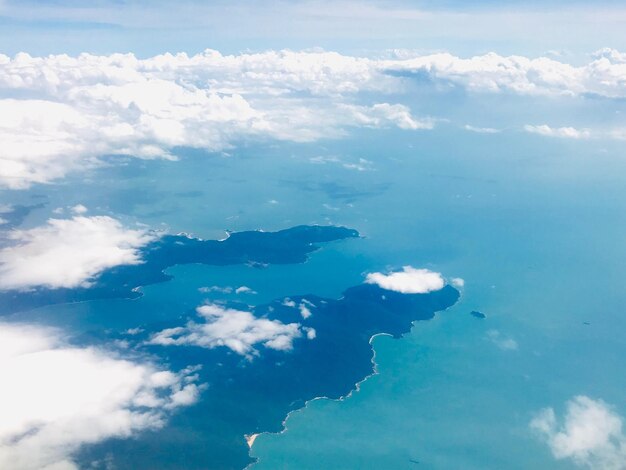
[4,113,626,469]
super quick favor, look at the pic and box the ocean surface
[3,122,626,469]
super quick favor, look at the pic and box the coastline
[244,294,462,469]
[245,434,260,449]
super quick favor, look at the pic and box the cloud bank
[384,49,626,98]
[365,266,445,294]
[0,215,154,290]
[0,50,429,189]
[2,48,626,188]
[0,322,200,470]
[531,395,626,469]
[148,303,313,357]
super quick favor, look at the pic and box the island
[0,225,359,315]
[2,223,459,469]
[79,279,460,469]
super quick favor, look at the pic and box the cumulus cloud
[0,321,201,470]
[235,285,256,295]
[524,124,591,139]
[0,50,430,189]
[3,48,626,188]
[148,304,312,357]
[70,204,88,214]
[299,300,315,319]
[594,48,626,65]
[383,49,626,98]
[365,266,445,294]
[531,395,626,469]
[0,215,154,290]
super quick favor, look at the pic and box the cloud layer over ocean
[2,48,626,188]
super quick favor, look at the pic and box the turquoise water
[246,129,626,468]
[5,118,626,468]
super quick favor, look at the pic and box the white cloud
[148,304,313,357]
[0,215,154,290]
[309,155,341,165]
[344,103,434,130]
[235,286,256,295]
[342,158,374,172]
[450,277,465,288]
[365,266,445,294]
[464,125,500,134]
[523,123,626,141]
[594,48,626,65]
[308,154,374,172]
[0,322,200,470]
[531,395,626,469]
[0,50,427,189]
[486,329,519,351]
[3,48,626,188]
[199,285,233,294]
[383,50,626,98]
[608,129,626,141]
[524,124,591,139]
[299,302,313,319]
[70,204,88,214]
[0,99,99,189]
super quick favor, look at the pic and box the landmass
[0,225,358,315]
[2,222,459,469]
[245,434,259,449]
[79,279,460,469]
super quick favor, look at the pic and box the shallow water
[247,129,626,469]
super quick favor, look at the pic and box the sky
[0,0,625,58]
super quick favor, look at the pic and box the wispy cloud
[464,124,501,134]
[524,124,591,139]
[486,329,518,351]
